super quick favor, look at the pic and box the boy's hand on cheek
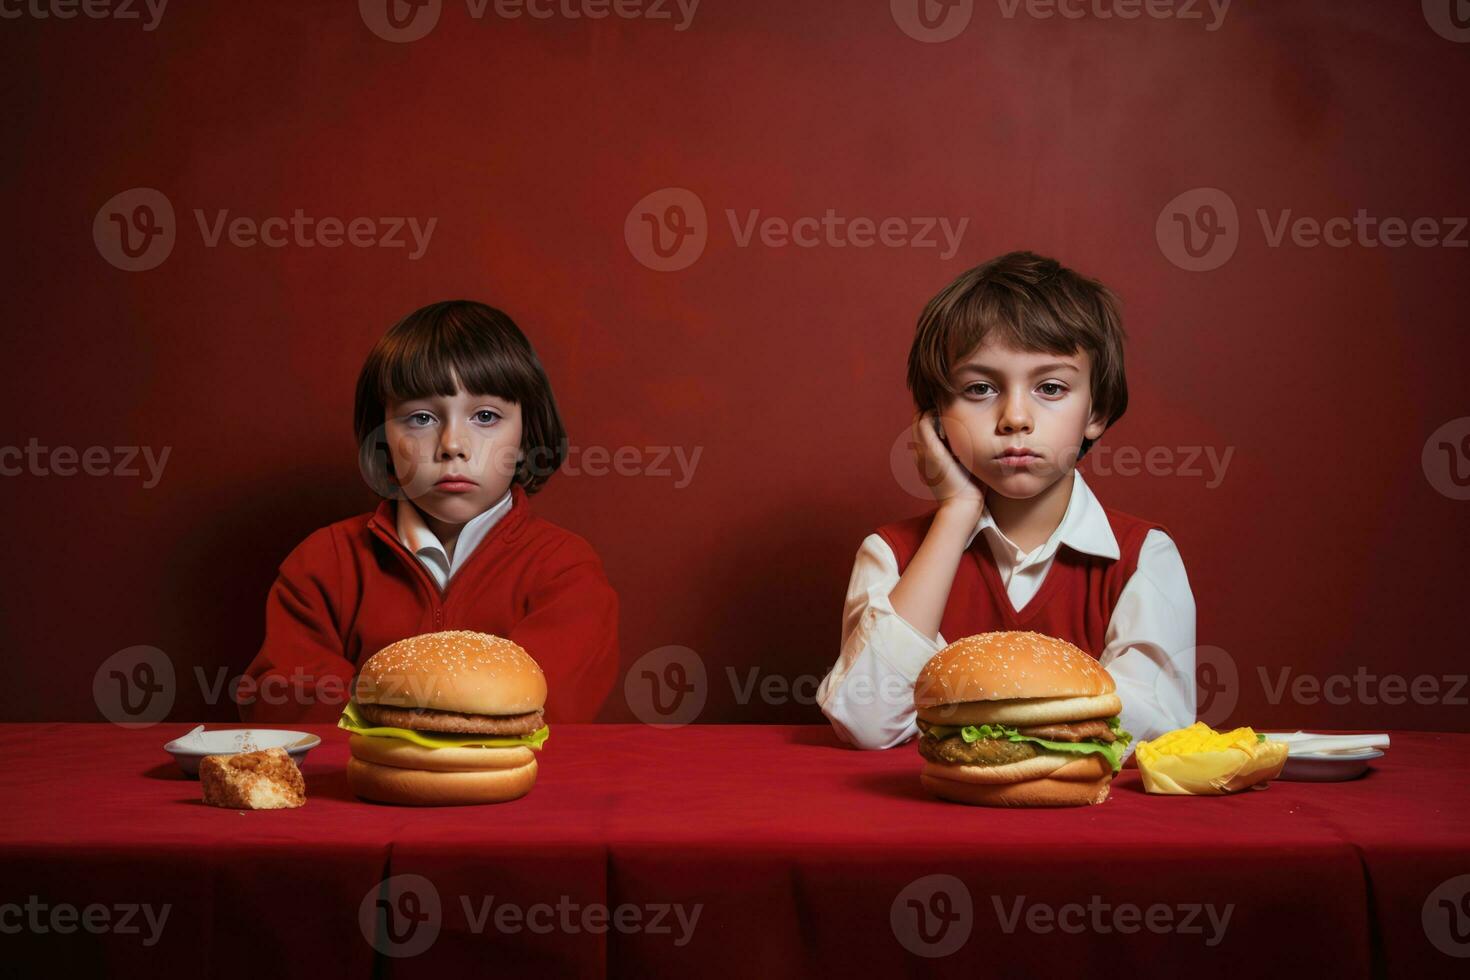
[912,411,987,513]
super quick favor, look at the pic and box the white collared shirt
[816,470,1197,755]
[395,489,514,591]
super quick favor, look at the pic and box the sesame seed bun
[914,631,1115,709]
[353,630,547,717]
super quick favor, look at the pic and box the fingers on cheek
[943,417,979,461]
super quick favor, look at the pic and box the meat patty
[1015,719,1116,743]
[918,734,1040,767]
[357,702,545,736]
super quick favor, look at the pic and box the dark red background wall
[2,0,1467,730]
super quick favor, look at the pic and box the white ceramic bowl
[164,728,320,778]
[1276,747,1384,781]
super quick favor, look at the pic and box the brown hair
[354,301,567,496]
[907,250,1128,460]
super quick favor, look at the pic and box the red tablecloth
[1,724,1466,978]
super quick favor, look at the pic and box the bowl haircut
[355,300,567,497]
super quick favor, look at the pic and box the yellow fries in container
[1136,722,1289,795]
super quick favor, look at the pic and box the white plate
[163,728,320,778]
[1276,747,1384,782]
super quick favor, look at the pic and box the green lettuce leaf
[921,716,1132,773]
[337,699,548,750]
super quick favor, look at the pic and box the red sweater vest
[239,484,619,725]
[876,506,1167,658]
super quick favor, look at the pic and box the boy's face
[384,381,524,527]
[937,339,1106,500]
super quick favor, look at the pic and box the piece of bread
[199,747,306,809]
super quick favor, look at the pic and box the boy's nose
[436,421,468,460]
[998,395,1032,433]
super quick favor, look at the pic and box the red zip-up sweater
[237,484,619,724]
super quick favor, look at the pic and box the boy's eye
[964,382,994,397]
[407,412,436,426]
[474,410,501,424]
[1038,382,1067,397]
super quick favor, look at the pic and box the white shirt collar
[395,488,515,587]
[966,469,1120,563]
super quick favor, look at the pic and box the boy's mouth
[995,447,1043,469]
[434,473,479,493]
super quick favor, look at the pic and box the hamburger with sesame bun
[338,630,549,805]
[914,631,1131,807]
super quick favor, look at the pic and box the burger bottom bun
[348,734,535,772]
[917,692,1122,728]
[920,753,1114,807]
[921,772,1112,807]
[347,757,537,806]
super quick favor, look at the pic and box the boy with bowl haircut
[816,251,1196,752]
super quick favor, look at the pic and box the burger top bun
[354,630,547,716]
[914,631,1115,711]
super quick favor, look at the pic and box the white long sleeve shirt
[816,470,1196,756]
[395,489,514,591]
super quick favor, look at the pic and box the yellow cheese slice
[337,700,548,751]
